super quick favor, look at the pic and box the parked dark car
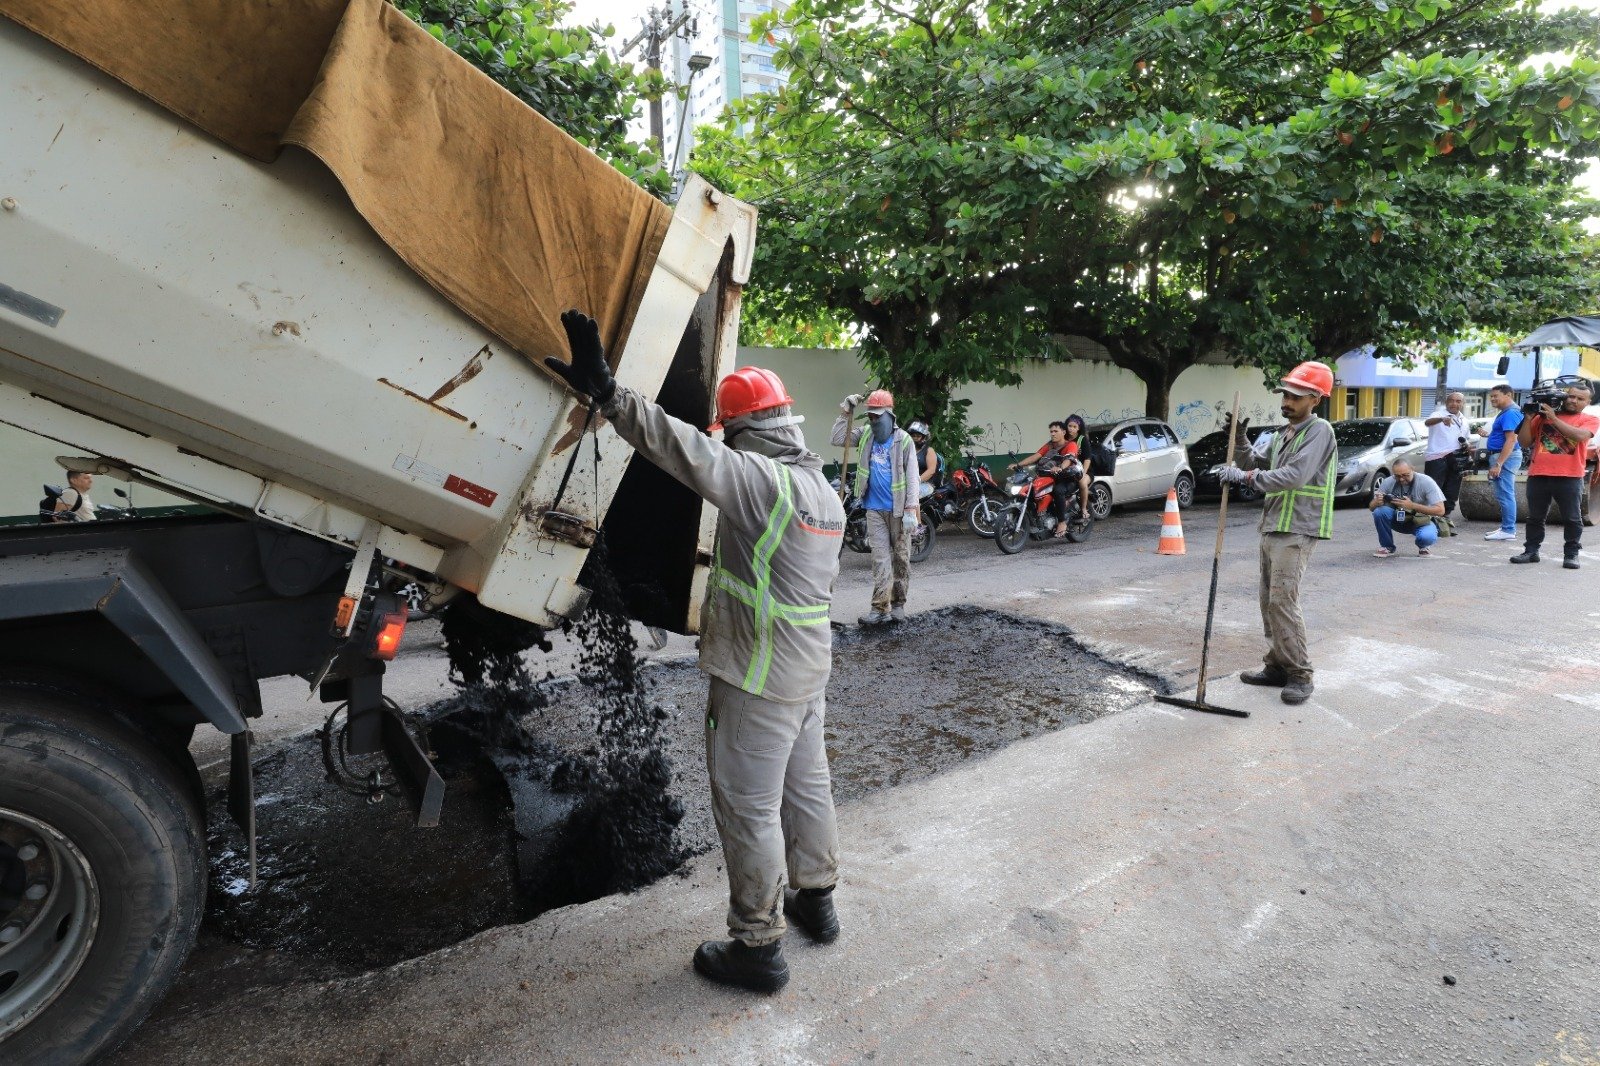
[1191,423,1284,502]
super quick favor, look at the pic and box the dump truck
[0,2,756,1060]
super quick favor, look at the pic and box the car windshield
[1332,420,1390,448]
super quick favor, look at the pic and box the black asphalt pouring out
[181,604,1166,1002]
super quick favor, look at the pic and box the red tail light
[373,611,407,661]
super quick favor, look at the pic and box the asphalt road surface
[112,497,1600,1065]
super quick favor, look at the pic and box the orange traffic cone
[1156,488,1186,555]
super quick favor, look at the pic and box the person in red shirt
[1008,420,1089,534]
[1511,381,1597,569]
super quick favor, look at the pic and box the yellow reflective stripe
[1266,419,1334,536]
[711,459,833,696]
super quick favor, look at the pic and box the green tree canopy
[696,0,1600,433]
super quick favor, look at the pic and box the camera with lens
[1450,434,1480,473]
[1521,375,1583,416]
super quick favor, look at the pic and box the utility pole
[620,2,698,159]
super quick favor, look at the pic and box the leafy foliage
[398,0,669,194]
[695,0,1600,428]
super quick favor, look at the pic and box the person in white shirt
[1422,392,1470,527]
[53,470,97,522]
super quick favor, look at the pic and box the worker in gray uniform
[546,310,843,994]
[831,389,921,624]
[1215,360,1338,705]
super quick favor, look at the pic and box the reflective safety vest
[708,458,834,697]
[1264,418,1337,539]
[853,429,913,504]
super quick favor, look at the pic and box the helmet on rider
[907,420,930,439]
[1275,361,1334,398]
[709,367,796,432]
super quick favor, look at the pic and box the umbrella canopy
[1510,315,1600,349]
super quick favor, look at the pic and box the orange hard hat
[865,388,895,411]
[1278,361,1334,398]
[709,366,794,431]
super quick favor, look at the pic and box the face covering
[870,412,894,444]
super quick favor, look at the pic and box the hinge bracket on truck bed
[536,510,598,549]
[333,521,381,637]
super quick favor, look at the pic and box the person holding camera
[1422,392,1470,529]
[1369,460,1446,558]
[1511,380,1597,568]
[1481,384,1524,541]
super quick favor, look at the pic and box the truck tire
[0,688,206,1065]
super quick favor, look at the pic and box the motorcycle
[994,465,1094,554]
[831,479,936,563]
[943,452,1007,538]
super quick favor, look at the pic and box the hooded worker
[831,389,921,625]
[545,311,843,995]
[1215,360,1338,704]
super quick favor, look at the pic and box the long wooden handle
[1195,391,1241,703]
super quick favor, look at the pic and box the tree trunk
[1433,363,1448,410]
[1144,371,1173,420]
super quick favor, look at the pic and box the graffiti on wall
[1172,398,1275,442]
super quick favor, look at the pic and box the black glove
[543,309,616,405]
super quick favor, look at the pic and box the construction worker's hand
[902,510,918,531]
[840,393,864,412]
[544,309,616,405]
[1216,464,1250,485]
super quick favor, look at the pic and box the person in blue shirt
[1481,384,1524,541]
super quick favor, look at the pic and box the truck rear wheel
[0,688,205,1065]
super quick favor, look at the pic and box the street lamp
[671,53,714,198]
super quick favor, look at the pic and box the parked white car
[1332,417,1430,499]
[1086,418,1195,519]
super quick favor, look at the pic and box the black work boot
[692,939,789,993]
[1281,679,1314,705]
[1510,551,1540,564]
[784,887,841,944]
[1564,555,1581,570]
[1240,666,1288,687]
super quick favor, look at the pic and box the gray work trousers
[705,677,840,946]
[864,508,911,612]
[1259,532,1317,682]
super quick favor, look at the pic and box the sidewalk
[113,507,1600,1065]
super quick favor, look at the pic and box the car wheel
[1088,482,1113,521]
[0,687,206,1065]
[1173,472,1195,509]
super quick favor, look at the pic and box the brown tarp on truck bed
[0,0,671,372]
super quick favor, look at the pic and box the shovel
[1155,391,1250,719]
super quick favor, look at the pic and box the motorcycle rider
[546,311,843,995]
[1060,414,1094,522]
[832,390,920,625]
[1009,420,1087,536]
[51,469,97,522]
[908,420,940,502]
[1215,361,1338,705]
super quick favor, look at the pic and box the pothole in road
[182,605,1165,995]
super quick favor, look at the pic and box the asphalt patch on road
[179,605,1164,999]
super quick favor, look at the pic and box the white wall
[737,346,1280,457]
[0,422,191,521]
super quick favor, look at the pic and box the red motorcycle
[994,466,1094,554]
[943,453,1006,538]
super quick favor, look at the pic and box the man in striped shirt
[1215,362,1338,705]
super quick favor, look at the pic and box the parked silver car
[1331,417,1430,499]
[1086,418,1195,519]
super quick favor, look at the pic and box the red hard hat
[709,366,794,431]
[865,388,895,411]
[1279,360,1334,398]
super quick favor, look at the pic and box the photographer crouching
[1511,379,1597,569]
[1369,460,1446,558]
